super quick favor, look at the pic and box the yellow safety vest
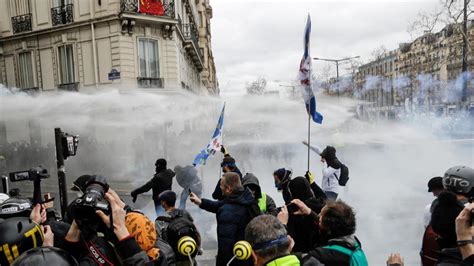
[258,192,267,213]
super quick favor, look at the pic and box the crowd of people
[0,142,472,266]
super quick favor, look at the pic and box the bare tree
[370,45,388,61]
[316,63,332,83]
[246,77,267,95]
[407,9,444,39]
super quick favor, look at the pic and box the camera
[61,133,79,159]
[68,175,110,233]
[8,166,49,204]
[9,166,49,182]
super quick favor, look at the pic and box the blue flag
[193,104,225,166]
[298,14,323,124]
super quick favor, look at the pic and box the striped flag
[299,14,323,124]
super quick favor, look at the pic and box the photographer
[279,198,368,266]
[455,203,474,264]
[65,184,149,265]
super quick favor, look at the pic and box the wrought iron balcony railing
[51,4,74,26]
[183,24,201,56]
[11,13,32,34]
[121,0,175,18]
[137,77,164,88]
[58,82,79,91]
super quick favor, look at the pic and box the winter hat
[427,177,443,192]
[71,175,92,192]
[221,156,236,168]
[125,212,160,260]
[288,177,314,201]
[430,191,464,249]
[155,158,167,171]
[158,190,176,206]
[274,168,291,183]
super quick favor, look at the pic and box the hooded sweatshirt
[131,169,176,201]
[307,144,343,194]
[287,177,323,252]
[242,173,278,216]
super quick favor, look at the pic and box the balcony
[51,4,74,26]
[137,77,164,88]
[58,82,79,91]
[177,17,203,71]
[11,14,32,34]
[121,0,175,18]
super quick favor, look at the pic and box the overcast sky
[210,0,442,95]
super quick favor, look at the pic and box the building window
[138,38,159,78]
[18,51,35,89]
[58,44,75,84]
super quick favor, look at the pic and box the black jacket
[242,173,278,216]
[287,177,325,252]
[132,169,176,201]
[304,235,364,266]
[200,188,256,266]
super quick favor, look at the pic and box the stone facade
[353,21,474,111]
[0,0,218,94]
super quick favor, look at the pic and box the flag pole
[307,113,311,172]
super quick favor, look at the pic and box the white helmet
[0,193,9,204]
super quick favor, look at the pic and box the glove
[130,191,138,203]
[220,145,228,155]
[305,171,315,185]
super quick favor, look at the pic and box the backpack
[156,211,200,258]
[420,224,440,266]
[324,241,368,266]
[336,164,349,186]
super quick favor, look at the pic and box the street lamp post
[313,56,360,96]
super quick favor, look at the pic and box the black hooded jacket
[242,173,278,216]
[131,169,176,201]
[321,146,342,170]
[287,177,325,252]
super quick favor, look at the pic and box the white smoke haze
[0,84,473,264]
[329,72,473,106]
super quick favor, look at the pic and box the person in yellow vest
[242,173,278,216]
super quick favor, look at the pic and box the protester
[429,166,474,265]
[273,168,293,204]
[288,199,368,266]
[124,211,165,265]
[155,190,200,265]
[174,165,202,209]
[131,158,176,217]
[286,176,325,252]
[423,176,444,227]
[190,172,258,265]
[302,141,346,201]
[245,214,324,266]
[212,145,243,200]
[242,173,278,216]
[420,176,444,266]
